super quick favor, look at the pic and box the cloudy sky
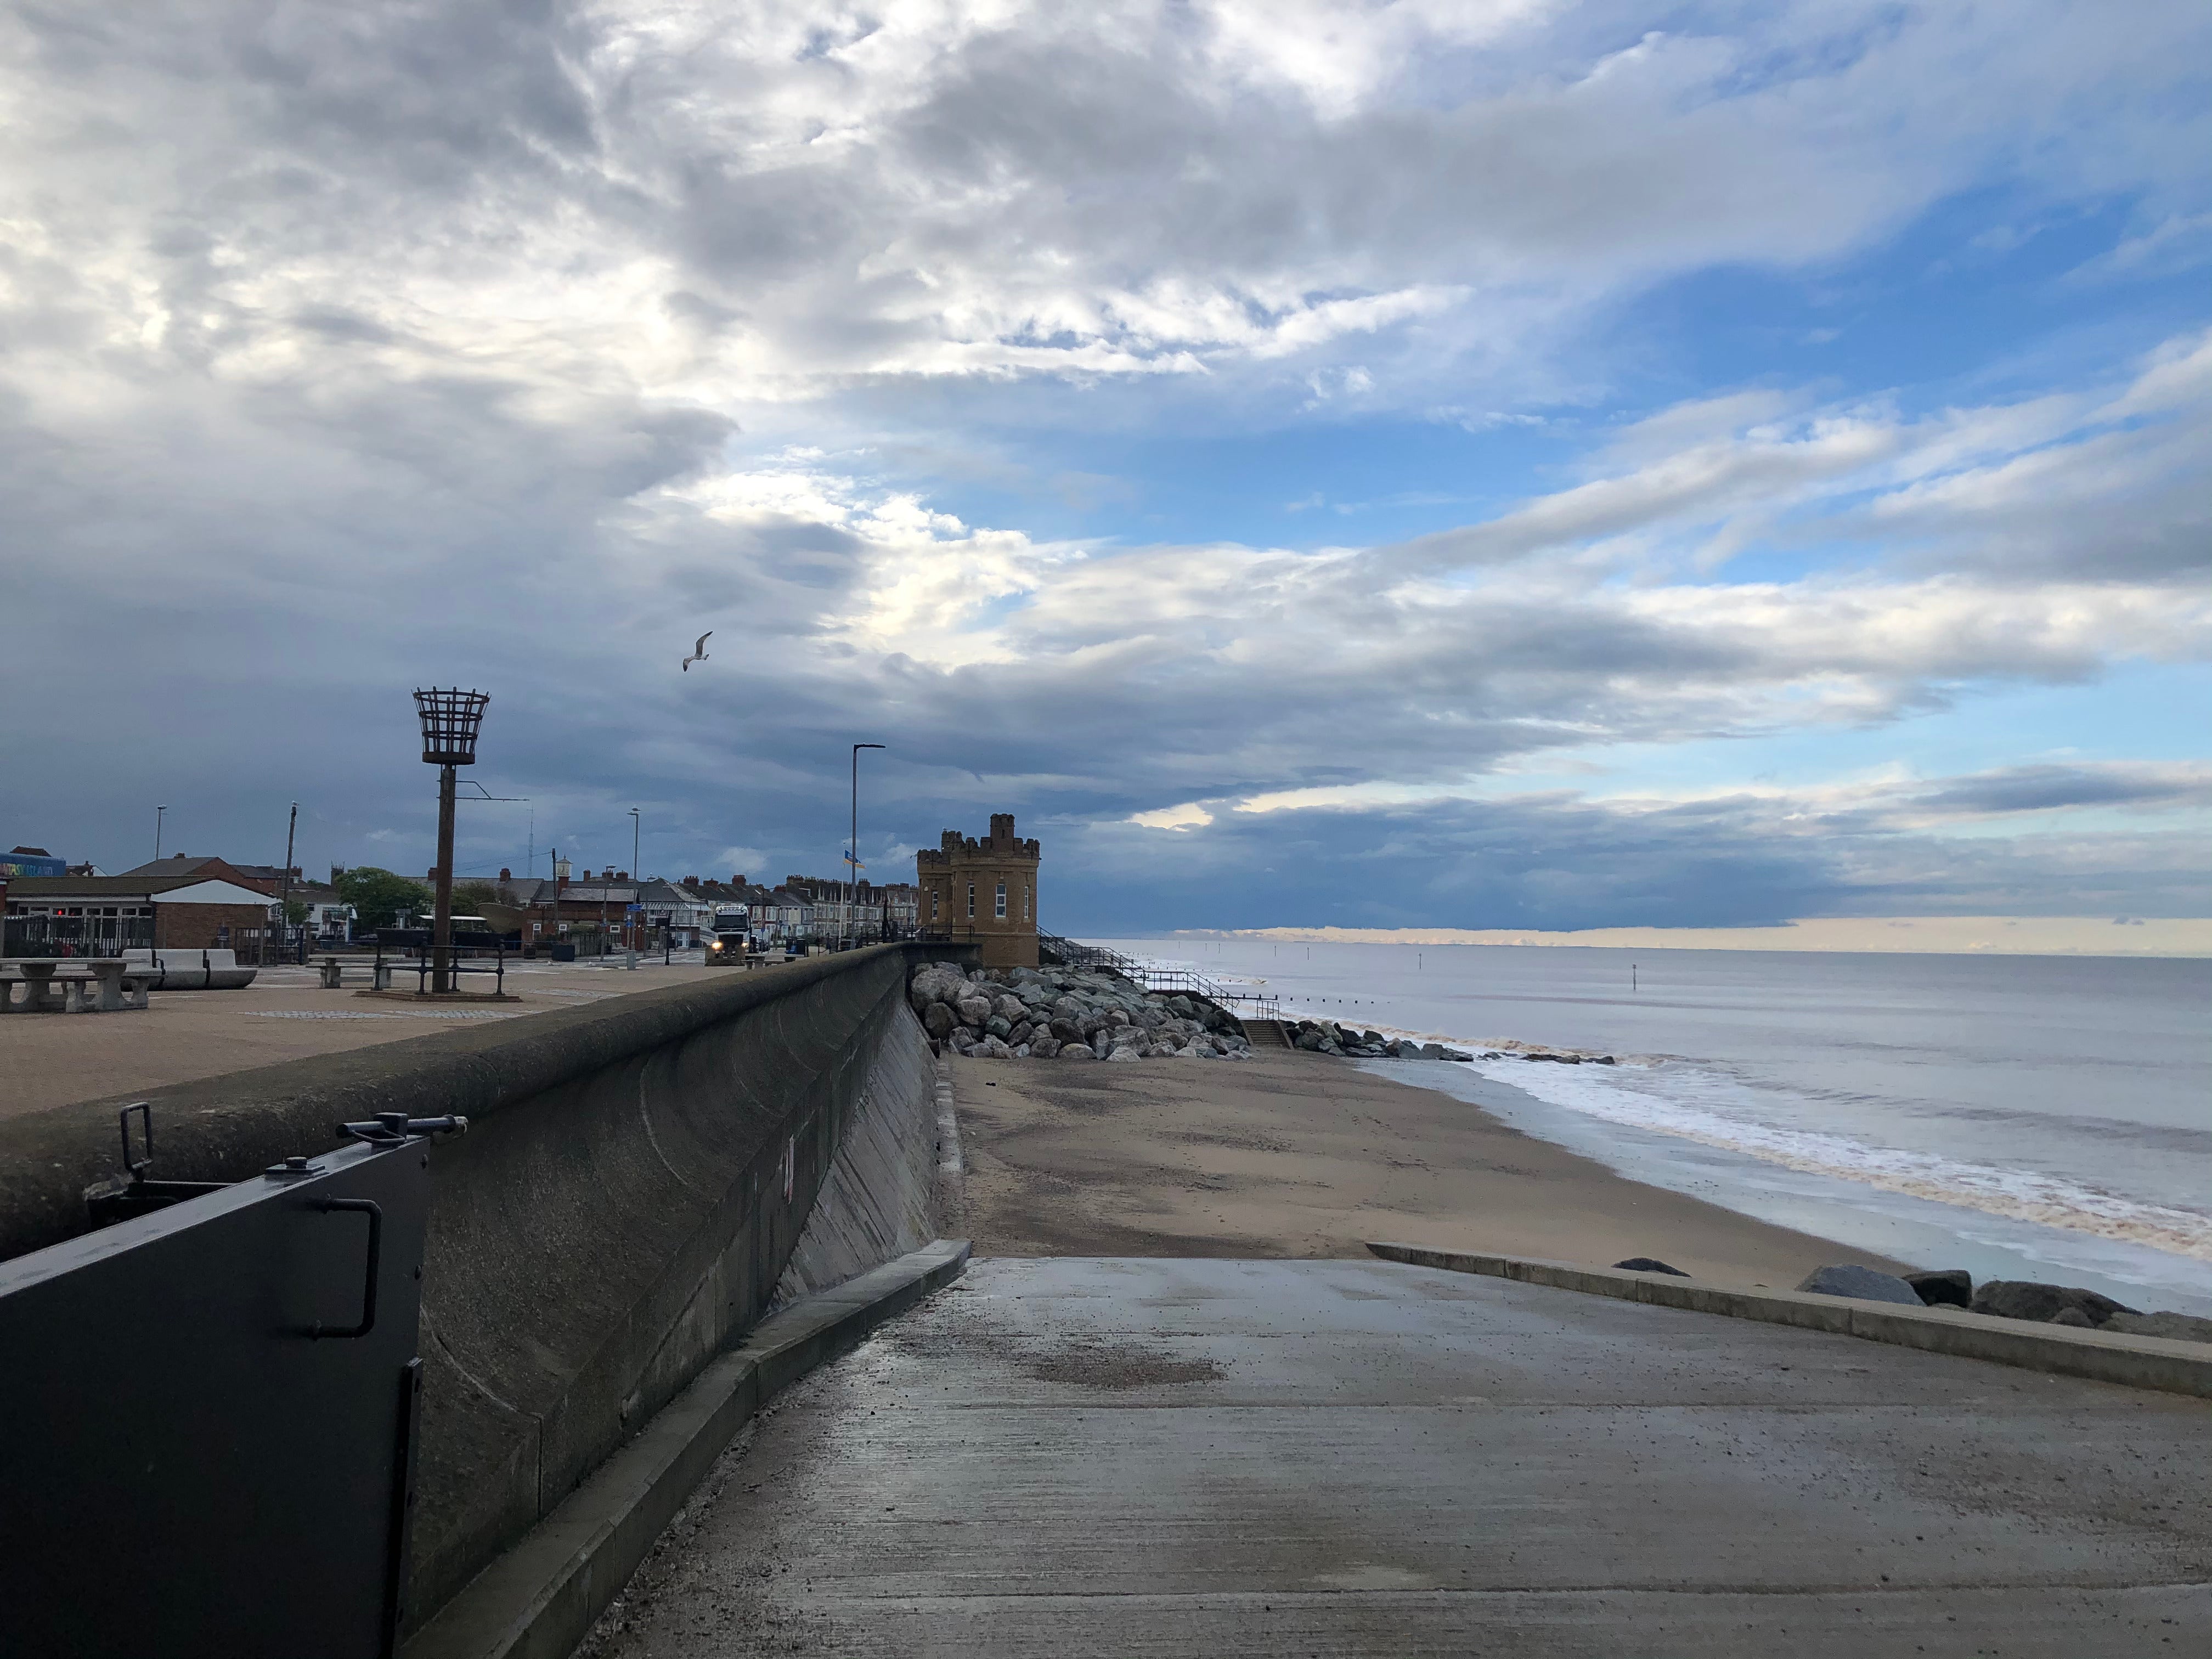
[4,0,2208,935]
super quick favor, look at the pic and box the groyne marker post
[414,688,490,995]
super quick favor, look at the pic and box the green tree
[450,881,503,915]
[334,866,433,931]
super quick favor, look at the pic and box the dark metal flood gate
[0,1131,434,1658]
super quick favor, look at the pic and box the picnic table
[0,958,153,1014]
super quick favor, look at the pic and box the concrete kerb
[402,1239,971,1659]
[933,1049,964,1232]
[1366,1243,2212,1402]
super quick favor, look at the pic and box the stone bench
[0,960,152,1014]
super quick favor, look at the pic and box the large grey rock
[1048,1016,1083,1043]
[978,1035,1014,1060]
[922,1002,957,1040]
[1104,1046,1142,1063]
[1795,1264,1924,1306]
[1051,995,1084,1022]
[984,1015,1013,1040]
[1058,1042,1096,1060]
[1904,1269,1973,1310]
[2104,1310,2212,1345]
[1294,1029,1326,1052]
[1029,1034,1061,1058]
[992,993,1026,1024]
[955,995,992,1029]
[1971,1280,2139,1327]
[1007,1020,1034,1047]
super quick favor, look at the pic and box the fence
[3,914,155,959]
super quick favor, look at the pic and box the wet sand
[950,1045,1914,1286]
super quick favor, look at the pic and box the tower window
[967,883,975,918]
[995,882,1007,919]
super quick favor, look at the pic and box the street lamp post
[413,687,491,994]
[628,806,641,949]
[154,805,167,863]
[278,802,297,966]
[850,743,884,947]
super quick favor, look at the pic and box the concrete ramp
[587,1256,2211,1657]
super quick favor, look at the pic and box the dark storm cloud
[1041,789,2212,934]
[1,2,2208,923]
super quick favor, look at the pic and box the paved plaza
[0,955,748,1120]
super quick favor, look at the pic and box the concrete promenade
[586,1256,2208,1657]
[0,956,738,1121]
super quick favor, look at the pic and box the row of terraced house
[475,867,922,951]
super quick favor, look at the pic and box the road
[581,1256,2209,1657]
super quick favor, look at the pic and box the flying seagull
[682,631,712,672]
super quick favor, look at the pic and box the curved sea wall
[0,942,960,1632]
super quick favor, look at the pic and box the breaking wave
[1464,1052,2212,1264]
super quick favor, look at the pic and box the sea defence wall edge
[0,942,965,1633]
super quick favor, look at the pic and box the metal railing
[1132,966,1281,1022]
[3,915,156,958]
[1036,931,1138,974]
[1035,939,1283,1022]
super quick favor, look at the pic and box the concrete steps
[1240,1018,1297,1049]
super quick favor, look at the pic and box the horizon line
[1098,916,2212,959]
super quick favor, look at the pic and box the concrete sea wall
[0,943,959,1633]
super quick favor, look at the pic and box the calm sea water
[1094,938,2212,1316]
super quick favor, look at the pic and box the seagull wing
[695,631,712,655]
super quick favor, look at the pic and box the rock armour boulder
[1795,1264,1925,1305]
[1903,1269,1973,1309]
[1970,1280,2139,1327]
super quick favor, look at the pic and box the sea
[1093,938,2212,1317]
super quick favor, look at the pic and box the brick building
[4,872,278,957]
[916,814,1040,968]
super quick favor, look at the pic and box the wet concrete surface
[584,1257,2210,1656]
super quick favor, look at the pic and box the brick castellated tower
[915,813,1041,967]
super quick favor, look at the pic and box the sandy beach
[950,1045,1914,1286]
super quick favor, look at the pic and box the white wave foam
[1469,1053,2212,1263]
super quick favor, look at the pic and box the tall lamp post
[414,687,491,994]
[154,804,167,862]
[628,806,641,949]
[850,743,884,947]
[278,801,297,966]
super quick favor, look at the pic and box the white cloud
[1128,802,1217,830]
